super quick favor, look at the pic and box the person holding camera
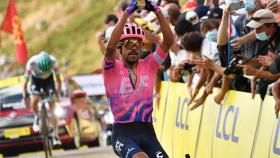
[102,0,173,157]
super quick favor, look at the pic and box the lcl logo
[215,105,239,143]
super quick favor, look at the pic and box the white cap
[185,11,199,25]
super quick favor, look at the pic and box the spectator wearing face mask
[231,0,264,59]
[238,9,280,99]
[200,19,221,65]
[229,0,278,58]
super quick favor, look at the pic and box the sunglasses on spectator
[121,39,143,49]
[251,17,273,21]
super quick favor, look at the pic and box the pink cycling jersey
[102,46,168,123]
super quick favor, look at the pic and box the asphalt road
[5,146,118,158]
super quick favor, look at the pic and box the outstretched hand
[236,64,258,76]
[145,0,160,13]
[230,38,243,51]
[190,95,207,111]
[191,56,213,68]
[188,88,199,105]
[251,77,257,99]
[257,51,276,67]
[266,0,278,13]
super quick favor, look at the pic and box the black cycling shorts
[112,122,169,158]
[30,74,55,100]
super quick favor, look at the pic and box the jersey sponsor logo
[115,140,124,153]
[155,151,163,158]
[125,147,135,158]
[120,77,134,94]
[138,75,148,88]
[119,75,149,95]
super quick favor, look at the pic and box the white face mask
[244,0,256,12]
[255,31,270,41]
[205,29,218,42]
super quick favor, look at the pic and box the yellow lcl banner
[154,81,280,158]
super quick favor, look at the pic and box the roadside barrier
[153,81,280,158]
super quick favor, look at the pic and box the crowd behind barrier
[153,81,280,158]
[97,0,280,120]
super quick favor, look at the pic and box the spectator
[188,18,222,109]
[105,14,118,27]
[164,3,181,25]
[96,14,118,55]
[174,18,195,36]
[174,32,207,105]
[239,9,280,99]
[202,7,223,20]
[194,5,210,18]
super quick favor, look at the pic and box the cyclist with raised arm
[103,0,174,157]
[23,51,62,146]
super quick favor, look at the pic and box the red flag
[1,0,28,64]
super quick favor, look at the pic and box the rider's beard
[124,50,139,66]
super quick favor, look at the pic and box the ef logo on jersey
[115,140,124,153]
[155,151,163,158]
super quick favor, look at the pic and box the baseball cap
[177,11,200,33]
[247,9,277,29]
[174,19,194,36]
[269,56,280,74]
[207,7,223,19]
[194,5,210,18]
[185,11,200,25]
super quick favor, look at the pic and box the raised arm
[145,0,174,52]
[23,62,31,99]
[156,11,174,52]
[105,13,129,60]
[105,0,137,60]
[217,5,230,45]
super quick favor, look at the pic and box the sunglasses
[121,39,143,49]
[251,17,273,21]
